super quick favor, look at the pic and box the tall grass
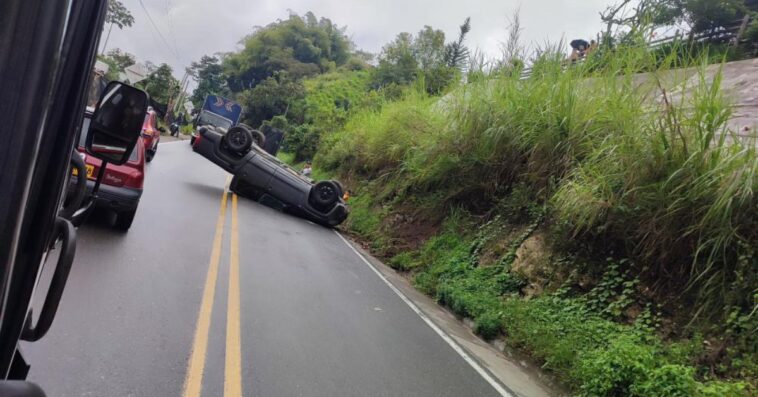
[317,39,757,321]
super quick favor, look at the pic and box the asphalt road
[23,141,508,397]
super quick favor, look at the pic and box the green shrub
[575,335,657,396]
[632,365,698,397]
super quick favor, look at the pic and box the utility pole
[100,22,114,55]
[165,71,189,124]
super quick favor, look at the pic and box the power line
[164,0,181,59]
[136,0,181,63]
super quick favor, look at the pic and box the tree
[97,48,135,81]
[413,26,446,70]
[236,72,306,128]
[371,17,471,94]
[600,0,748,40]
[683,0,745,34]
[372,32,418,88]
[223,12,353,93]
[141,63,179,104]
[443,17,471,69]
[189,55,229,106]
[106,0,135,29]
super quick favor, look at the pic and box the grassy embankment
[300,43,757,396]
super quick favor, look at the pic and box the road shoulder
[337,232,565,397]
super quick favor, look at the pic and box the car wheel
[114,209,136,231]
[332,180,344,198]
[310,180,340,210]
[251,129,265,147]
[146,150,154,162]
[190,135,196,145]
[225,126,253,154]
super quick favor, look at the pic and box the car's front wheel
[114,209,136,231]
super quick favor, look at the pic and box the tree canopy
[97,48,136,81]
[189,55,228,106]
[601,0,749,37]
[141,63,179,104]
[371,17,471,94]
[223,12,352,93]
[106,0,135,30]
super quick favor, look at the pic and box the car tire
[114,209,136,231]
[232,123,266,148]
[146,150,154,162]
[332,180,344,197]
[225,126,253,154]
[251,129,265,147]
[310,180,340,210]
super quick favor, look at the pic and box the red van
[141,108,161,162]
[72,112,146,230]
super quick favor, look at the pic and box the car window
[78,116,91,147]
[197,111,233,130]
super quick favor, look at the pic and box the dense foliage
[140,63,179,104]
[188,55,228,106]
[222,12,352,94]
[97,48,136,81]
[371,18,471,95]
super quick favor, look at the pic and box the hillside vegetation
[314,44,757,396]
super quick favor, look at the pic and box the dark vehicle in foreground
[70,112,146,230]
[192,125,348,227]
[1,0,149,391]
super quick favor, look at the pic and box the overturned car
[192,124,348,227]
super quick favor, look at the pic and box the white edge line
[334,230,516,397]
[160,139,190,145]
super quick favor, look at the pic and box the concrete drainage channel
[336,232,567,397]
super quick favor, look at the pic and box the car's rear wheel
[310,180,340,210]
[225,126,253,154]
[236,123,266,146]
[114,209,136,231]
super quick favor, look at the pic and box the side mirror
[86,82,148,165]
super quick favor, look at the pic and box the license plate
[72,164,95,178]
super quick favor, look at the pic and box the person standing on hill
[569,39,589,62]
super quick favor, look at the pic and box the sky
[105,0,616,84]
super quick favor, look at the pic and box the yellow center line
[224,193,243,396]
[182,176,231,397]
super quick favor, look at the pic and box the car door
[268,164,309,206]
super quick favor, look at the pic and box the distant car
[70,112,146,230]
[141,109,162,162]
[192,125,348,227]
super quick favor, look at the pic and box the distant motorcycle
[169,122,180,137]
